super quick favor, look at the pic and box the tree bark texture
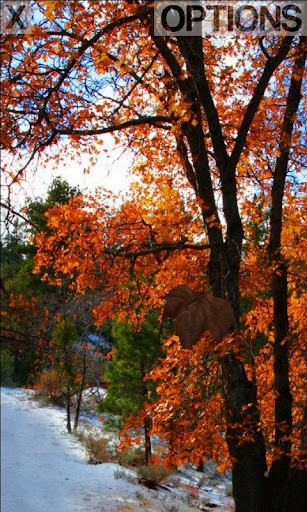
[151,30,306,511]
[268,37,306,512]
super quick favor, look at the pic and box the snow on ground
[1,388,234,512]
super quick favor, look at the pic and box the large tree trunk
[182,91,268,512]
[286,467,307,512]
[207,231,268,512]
[213,247,268,512]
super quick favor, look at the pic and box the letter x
[6,5,26,29]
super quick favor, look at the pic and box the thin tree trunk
[73,378,84,432]
[73,353,87,432]
[66,384,72,433]
[267,37,306,512]
[144,416,152,465]
[140,360,152,465]
[197,460,204,472]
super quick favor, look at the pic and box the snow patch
[1,387,233,511]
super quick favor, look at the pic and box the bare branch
[105,240,210,259]
[56,115,171,136]
[0,201,36,228]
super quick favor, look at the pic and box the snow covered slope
[1,388,233,512]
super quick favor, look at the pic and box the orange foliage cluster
[120,335,229,470]
[240,186,307,469]
[34,174,209,328]
[33,368,68,403]
[32,171,307,470]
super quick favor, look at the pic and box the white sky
[3,134,133,211]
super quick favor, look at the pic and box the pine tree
[52,319,78,433]
[0,178,81,384]
[99,314,162,464]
